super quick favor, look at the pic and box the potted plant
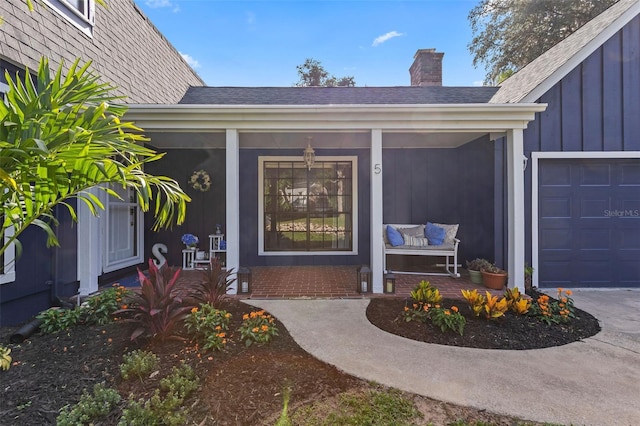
[466,258,492,285]
[481,263,508,290]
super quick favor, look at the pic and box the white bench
[383,224,460,278]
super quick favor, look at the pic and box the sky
[133,0,487,87]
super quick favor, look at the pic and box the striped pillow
[401,233,430,247]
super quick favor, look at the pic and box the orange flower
[261,325,269,332]
[243,314,249,320]
[566,290,573,296]
[215,325,222,331]
[121,304,128,309]
[252,327,259,333]
[444,310,451,315]
[225,313,231,318]
[191,307,199,314]
[412,303,418,309]
[451,306,459,312]
[403,306,409,312]
[435,304,440,309]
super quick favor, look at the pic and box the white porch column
[226,129,240,294]
[370,129,384,293]
[77,187,101,296]
[506,129,525,292]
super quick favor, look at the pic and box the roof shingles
[179,86,499,105]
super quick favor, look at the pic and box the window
[103,185,143,272]
[259,156,357,255]
[44,0,96,36]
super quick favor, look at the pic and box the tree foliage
[0,58,190,259]
[295,58,356,87]
[468,0,619,84]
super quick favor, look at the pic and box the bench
[383,224,460,278]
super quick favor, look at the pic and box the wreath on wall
[189,170,211,192]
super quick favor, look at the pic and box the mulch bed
[367,293,601,350]
[0,295,599,424]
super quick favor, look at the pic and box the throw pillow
[402,234,430,247]
[425,222,445,245]
[386,225,405,247]
[397,225,424,238]
[432,223,459,245]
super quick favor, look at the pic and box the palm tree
[0,58,190,258]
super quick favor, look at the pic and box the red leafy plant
[117,259,194,341]
[189,258,235,307]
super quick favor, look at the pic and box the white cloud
[145,0,173,9]
[372,31,405,47]
[180,52,200,69]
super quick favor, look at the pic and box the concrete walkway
[247,289,640,425]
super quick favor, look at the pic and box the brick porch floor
[178,266,503,300]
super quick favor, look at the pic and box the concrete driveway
[248,289,640,425]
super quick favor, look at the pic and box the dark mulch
[0,295,597,425]
[367,292,601,350]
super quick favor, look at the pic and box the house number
[374,164,382,174]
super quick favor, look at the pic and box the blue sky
[134,0,486,87]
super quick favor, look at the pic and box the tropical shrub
[189,258,235,307]
[116,259,194,341]
[184,304,232,352]
[238,310,279,346]
[504,287,531,315]
[0,57,189,261]
[461,289,508,320]
[0,346,12,371]
[409,280,442,304]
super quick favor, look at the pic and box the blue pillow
[425,222,445,245]
[386,225,404,246]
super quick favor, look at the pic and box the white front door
[103,185,143,272]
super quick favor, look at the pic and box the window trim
[0,225,16,285]
[43,0,95,37]
[258,155,358,256]
[102,186,144,273]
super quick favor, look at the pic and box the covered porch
[126,101,546,296]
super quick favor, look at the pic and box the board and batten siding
[494,15,640,281]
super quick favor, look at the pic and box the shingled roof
[491,0,640,104]
[179,86,499,105]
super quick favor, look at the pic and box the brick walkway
[175,266,503,300]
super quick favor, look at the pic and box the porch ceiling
[144,130,490,149]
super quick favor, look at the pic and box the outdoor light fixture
[303,136,315,170]
[238,266,252,295]
[523,155,529,171]
[383,273,396,294]
[357,265,371,294]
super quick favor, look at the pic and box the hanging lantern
[303,136,315,170]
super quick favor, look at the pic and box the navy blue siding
[144,147,227,268]
[495,15,640,283]
[0,202,80,326]
[240,149,370,267]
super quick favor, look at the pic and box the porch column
[77,187,101,296]
[370,129,384,293]
[506,129,525,292]
[226,129,240,294]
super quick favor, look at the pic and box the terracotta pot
[481,270,507,290]
[468,269,484,285]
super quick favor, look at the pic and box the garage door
[538,159,640,288]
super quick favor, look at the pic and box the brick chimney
[410,48,444,86]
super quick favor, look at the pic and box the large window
[259,156,357,254]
